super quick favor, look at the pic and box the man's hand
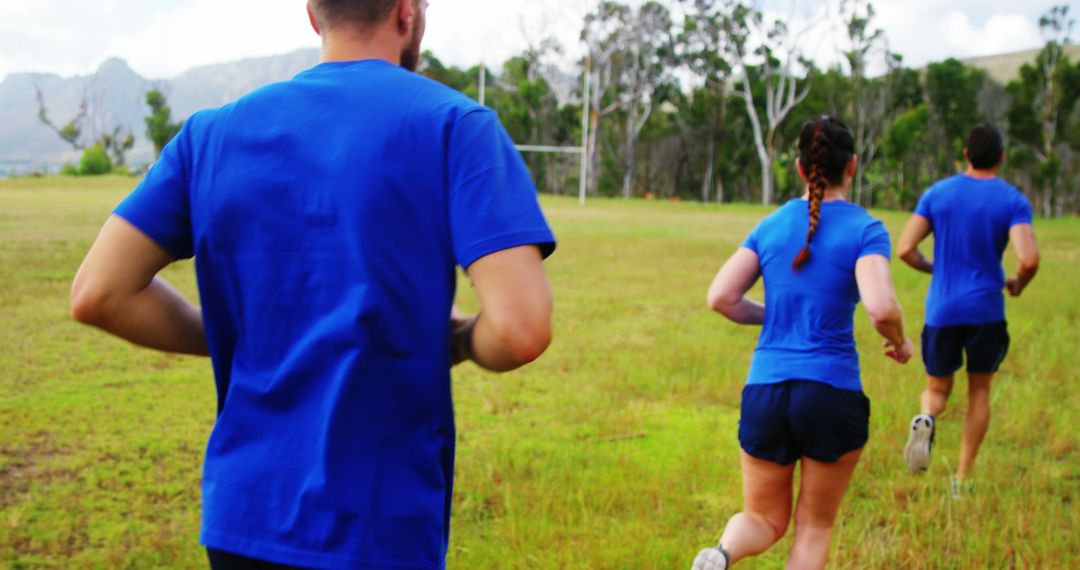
[897,215,934,274]
[1005,277,1023,297]
[450,305,477,366]
[884,336,915,364]
[1007,224,1039,298]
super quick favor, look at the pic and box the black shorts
[207,549,306,570]
[738,380,870,466]
[921,321,1010,377]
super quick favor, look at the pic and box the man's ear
[847,155,857,178]
[796,158,807,182]
[307,1,321,36]
[397,0,416,35]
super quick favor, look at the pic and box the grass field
[1,176,1077,569]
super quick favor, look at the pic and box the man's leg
[907,324,962,474]
[921,374,954,417]
[904,375,950,473]
[956,372,993,481]
[955,321,1009,483]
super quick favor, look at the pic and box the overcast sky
[0,0,1070,81]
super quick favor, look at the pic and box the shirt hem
[201,528,443,570]
[746,375,862,392]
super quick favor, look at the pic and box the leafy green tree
[418,51,476,95]
[676,0,744,202]
[582,1,634,197]
[731,7,814,205]
[882,103,932,207]
[1001,4,1080,215]
[615,1,675,197]
[145,89,183,159]
[35,86,87,150]
[924,58,983,171]
[99,126,136,167]
[840,0,904,206]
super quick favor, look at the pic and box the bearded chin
[400,31,421,72]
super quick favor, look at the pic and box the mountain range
[0,49,320,174]
[2,44,1076,175]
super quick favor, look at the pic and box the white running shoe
[692,546,729,570]
[904,413,935,474]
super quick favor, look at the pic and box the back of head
[792,116,855,270]
[310,0,398,32]
[966,124,1004,170]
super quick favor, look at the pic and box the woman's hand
[884,335,914,364]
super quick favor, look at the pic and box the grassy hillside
[961,44,1080,85]
[1,177,1077,568]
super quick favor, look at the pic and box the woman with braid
[692,116,914,570]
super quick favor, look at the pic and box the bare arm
[451,245,553,372]
[896,214,933,274]
[706,247,764,325]
[855,254,913,363]
[71,215,209,356]
[1006,223,1039,297]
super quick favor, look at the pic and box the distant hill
[960,44,1080,85]
[0,49,319,174]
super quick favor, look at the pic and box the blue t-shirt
[742,199,892,392]
[114,60,555,569]
[914,175,1033,327]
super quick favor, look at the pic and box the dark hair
[792,115,855,270]
[966,124,1004,170]
[311,0,398,30]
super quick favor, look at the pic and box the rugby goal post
[478,58,591,206]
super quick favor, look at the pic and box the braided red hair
[793,125,829,270]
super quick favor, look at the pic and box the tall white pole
[579,55,591,207]
[479,66,486,107]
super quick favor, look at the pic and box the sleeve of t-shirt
[447,109,556,269]
[1009,190,1034,227]
[859,219,892,260]
[112,118,196,260]
[741,222,763,254]
[913,187,933,221]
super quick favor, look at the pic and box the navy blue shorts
[738,380,870,466]
[207,549,305,570]
[922,321,1010,377]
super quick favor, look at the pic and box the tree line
[421,1,1079,217]
[31,1,1077,216]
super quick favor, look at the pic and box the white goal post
[479,58,591,206]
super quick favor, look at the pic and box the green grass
[1,176,1077,569]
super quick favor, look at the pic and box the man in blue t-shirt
[70,1,556,568]
[896,124,1039,492]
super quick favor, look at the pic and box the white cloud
[876,0,1051,68]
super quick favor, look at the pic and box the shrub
[78,145,113,176]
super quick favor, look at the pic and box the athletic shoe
[904,414,935,473]
[692,545,729,570]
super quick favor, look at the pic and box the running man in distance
[898,124,1038,496]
